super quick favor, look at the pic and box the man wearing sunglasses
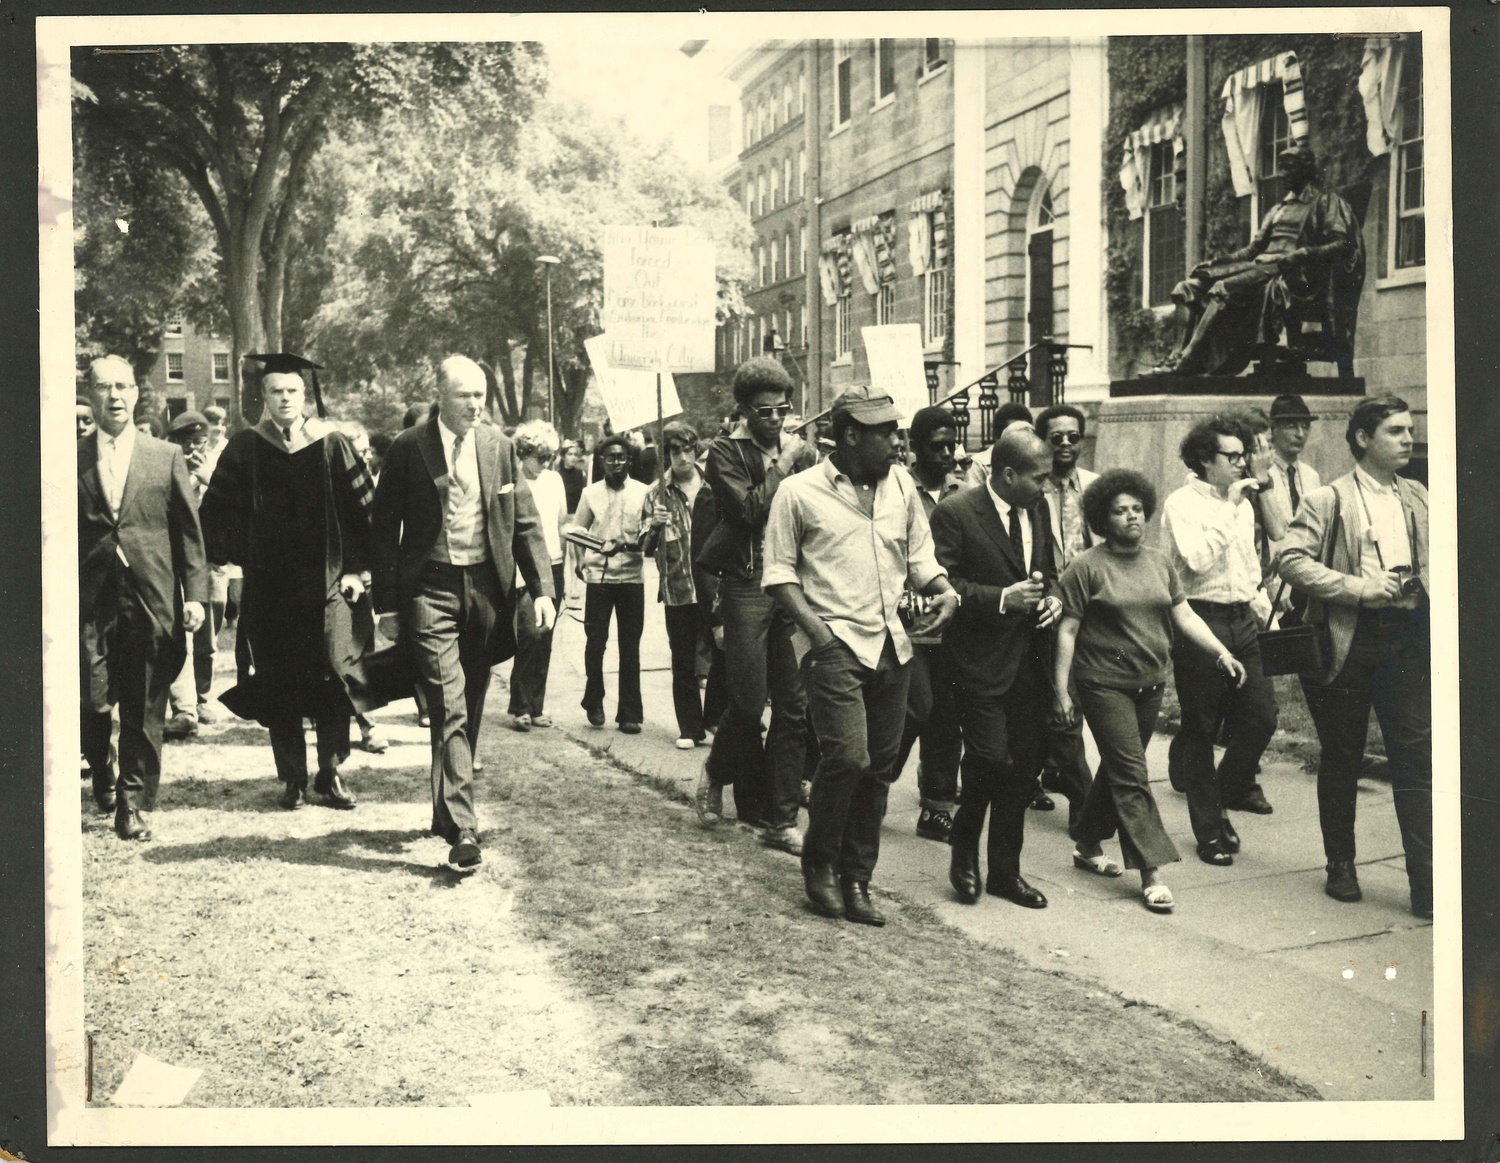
[1031,404,1100,827]
[694,357,818,854]
[1160,415,1280,867]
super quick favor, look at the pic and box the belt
[1188,598,1252,612]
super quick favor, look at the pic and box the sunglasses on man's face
[1048,431,1083,447]
[926,440,956,453]
[602,453,630,464]
[752,404,792,420]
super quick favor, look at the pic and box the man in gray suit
[78,355,208,840]
[1278,395,1431,917]
[371,356,556,871]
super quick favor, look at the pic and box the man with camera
[1278,396,1431,917]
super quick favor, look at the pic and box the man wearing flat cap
[78,355,208,840]
[162,410,218,740]
[199,352,377,811]
[763,386,959,926]
[1157,145,1363,377]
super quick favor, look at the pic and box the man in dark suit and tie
[930,424,1062,908]
[371,355,556,871]
[78,355,209,840]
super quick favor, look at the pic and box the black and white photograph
[34,6,1462,1149]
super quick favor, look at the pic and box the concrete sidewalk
[497,567,1434,1103]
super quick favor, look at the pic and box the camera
[1392,566,1425,599]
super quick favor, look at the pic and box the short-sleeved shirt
[1058,545,1184,690]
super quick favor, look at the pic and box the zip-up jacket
[695,424,817,579]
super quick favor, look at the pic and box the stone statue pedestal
[1109,374,1366,399]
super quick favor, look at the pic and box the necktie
[1008,505,1026,570]
[451,433,469,493]
[99,437,120,515]
[281,425,292,445]
[1287,465,1300,513]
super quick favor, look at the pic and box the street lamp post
[538,254,561,426]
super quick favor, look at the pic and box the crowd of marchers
[75,350,1432,924]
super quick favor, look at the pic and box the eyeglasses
[601,453,630,463]
[926,440,956,453]
[1215,449,1247,465]
[1047,431,1083,447]
[751,404,793,420]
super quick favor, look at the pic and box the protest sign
[860,324,930,423]
[601,224,717,373]
[583,334,682,433]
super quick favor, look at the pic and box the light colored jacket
[1276,470,1429,684]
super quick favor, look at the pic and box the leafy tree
[72,41,545,424]
[308,96,752,435]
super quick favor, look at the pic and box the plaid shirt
[641,472,702,606]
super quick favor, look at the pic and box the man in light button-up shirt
[763,388,958,927]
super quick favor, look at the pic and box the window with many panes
[798,146,806,198]
[786,227,797,277]
[1249,86,1292,237]
[212,352,230,382]
[783,79,792,124]
[875,282,895,326]
[165,315,184,336]
[923,39,945,75]
[166,351,184,382]
[835,293,852,358]
[875,40,896,102]
[744,107,753,148]
[783,155,792,204]
[770,237,779,283]
[925,267,950,346]
[800,226,807,276]
[834,42,852,129]
[1144,139,1185,307]
[1394,51,1424,269]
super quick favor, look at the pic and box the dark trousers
[408,561,504,844]
[801,635,911,882]
[702,639,728,726]
[951,656,1048,881]
[582,582,645,724]
[663,602,708,741]
[1042,679,1095,812]
[892,644,961,810]
[1302,607,1432,910]
[80,566,173,810]
[1169,600,1278,847]
[1073,681,1181,870]
[704,573,807,829]
[510,563,565,718]
[268,709,351,785]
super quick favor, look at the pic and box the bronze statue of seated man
[1153,145,1363,378]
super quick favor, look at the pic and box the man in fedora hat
[763,386,959,925]
[1156,144,1363,377]
[1264,393,1323,561]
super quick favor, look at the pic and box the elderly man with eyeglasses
[1160,414,1285,867]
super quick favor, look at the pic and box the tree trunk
[496,340,519,426]
[521,343,535,423]
[227,251,268,428]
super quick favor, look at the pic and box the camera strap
[1352,471,1419,575]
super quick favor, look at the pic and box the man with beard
[199,353,374,812]
[78,355,208,839]
[764,387,959,925]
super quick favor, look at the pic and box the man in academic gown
[198,353,377,809]
[78,355,209,840]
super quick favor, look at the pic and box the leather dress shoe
[1219,817,1241,854]
[1325,859,1362,902]
[1029,791,1055,812]
[449,829,482,870]
[803,862,845,918]
[1196,840,1234,866]
[986,875,1048,908]
[279,780,308,809]
[1226,787,1273,814]
[619,721,642,735]
[90,768,117,814]
[840,877,886,926]
[949,851,981,904]
[114,805,152,841]
[585,708,606,727]
[313,771,357,810]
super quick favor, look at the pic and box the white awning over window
[1119,103,1184,221]
[1219,51,1308,198]
[1359,41,1407,157]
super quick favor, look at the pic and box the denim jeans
[1302,607,1432,911]
[704,572,807,828]
[582,582,645,725]
[510,563,565,718]
[800,634,911,882]
[892,644,961,811]
[1169,600,1277,847]
[1073,681,1180,870]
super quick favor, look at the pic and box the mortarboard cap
[248,351,327,418]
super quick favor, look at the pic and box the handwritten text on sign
[583,334,682,434]
[602,225,716,373]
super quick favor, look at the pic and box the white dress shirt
[1353,464,1413,574]
[96,423,137,518]
[985,477,1037,572]
[1160,474,1261,604]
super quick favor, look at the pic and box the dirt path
[83,708,1314,1107]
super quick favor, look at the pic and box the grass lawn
[81,709,1317,1108]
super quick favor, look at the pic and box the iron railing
[792,338,1091,450]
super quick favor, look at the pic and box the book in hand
[564,528,608,554]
